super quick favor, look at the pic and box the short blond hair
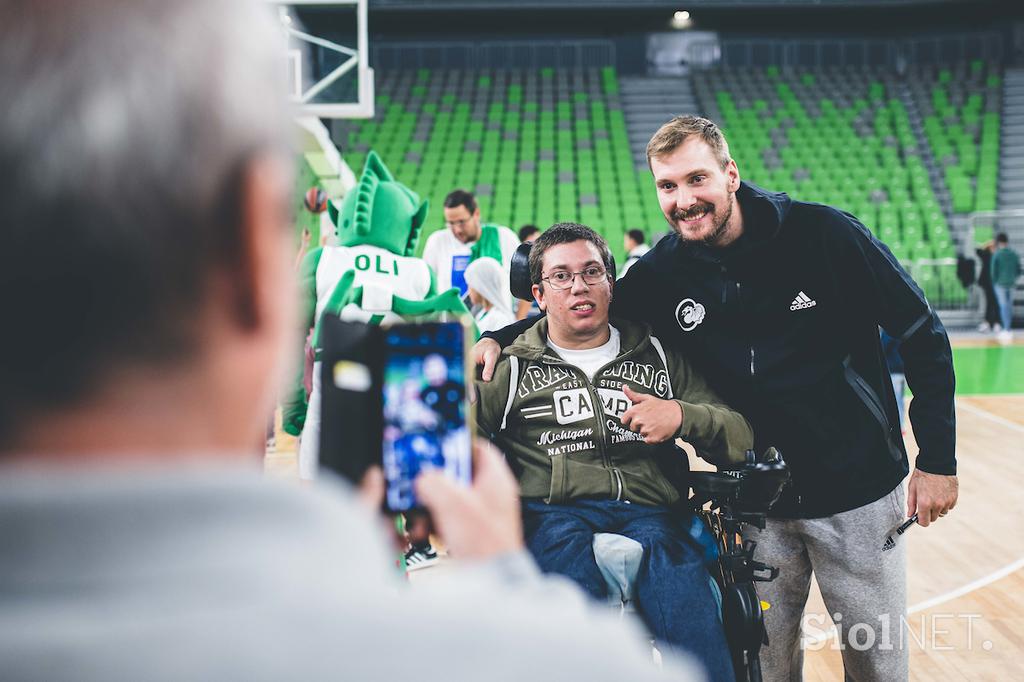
[646,115,731,170]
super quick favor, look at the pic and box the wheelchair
[591,448,788,682]
[592,448,788,682]
[691,448,790,682]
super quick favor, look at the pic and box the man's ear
[233,155,292,332]
[532,283,545,311]
[726,158,741,192]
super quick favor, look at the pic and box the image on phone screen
[382,322,472,512]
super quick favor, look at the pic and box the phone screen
[381,321,472,512]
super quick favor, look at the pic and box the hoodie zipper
[737,282,755,378]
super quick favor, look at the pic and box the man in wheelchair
[474,223,753,682]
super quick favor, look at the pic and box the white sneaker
[978,322,991,332]
[994,323,1003,333]
[404,544,439,572]
[997,330,1013,345]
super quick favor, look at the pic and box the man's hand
[415,440,524,561]
[907,469,958,527]
[473,337,502,382]
[620,385,683,444]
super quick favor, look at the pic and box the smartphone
[318,317,385,485]
[381,320,473,512]
[317,316,473,512]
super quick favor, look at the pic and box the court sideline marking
[955,398,1024,433]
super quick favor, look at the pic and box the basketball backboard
[274,0,374,119]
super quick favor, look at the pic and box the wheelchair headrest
[509,242,534,302]
[509,240,618,302]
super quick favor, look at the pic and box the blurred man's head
[996,232,1009,247]
[624,229,645,254]
[0,0,295,455]
[442,189,482,244]
[529,224,614,349]
[647,116,742,248]
[518,224,541,243]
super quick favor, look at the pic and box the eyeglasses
[445,218,473,229]
[541,266,608,290]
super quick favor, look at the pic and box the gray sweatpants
[744,485,908,681]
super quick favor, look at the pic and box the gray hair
[0,0,293,428]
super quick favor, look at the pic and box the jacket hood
[738,181,791,240]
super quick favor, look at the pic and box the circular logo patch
[675,298,706,332]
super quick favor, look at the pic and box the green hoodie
[475,318,753,507]
[992,246,1021,288]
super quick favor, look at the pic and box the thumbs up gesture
[620,385,684,444]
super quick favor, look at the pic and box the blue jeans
[994,284,1014,331]
[522,498,734,682]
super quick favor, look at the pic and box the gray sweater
[0,463,701,681]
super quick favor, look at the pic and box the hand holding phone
[317,317,474,513]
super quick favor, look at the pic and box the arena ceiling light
[672,10,693,30]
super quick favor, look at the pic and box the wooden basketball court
[797,389,1024,680]
[266,338,1024,680]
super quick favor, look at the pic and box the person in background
[465,257,516,335]
[975,240,1001,333]
[992,232,1021,344]
[421,189,519,301]
[517,224,543,319]
[619,228,650,279]
[518,224,542,244]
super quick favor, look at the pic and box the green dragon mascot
[283,151,469,480]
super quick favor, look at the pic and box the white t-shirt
[421,224,520,298]
[475,307,517,335]
[618,244,650,279]
[547,326,621,382]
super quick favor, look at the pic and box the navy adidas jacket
[487,182,956,518]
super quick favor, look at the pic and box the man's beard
[669,196,734,247]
